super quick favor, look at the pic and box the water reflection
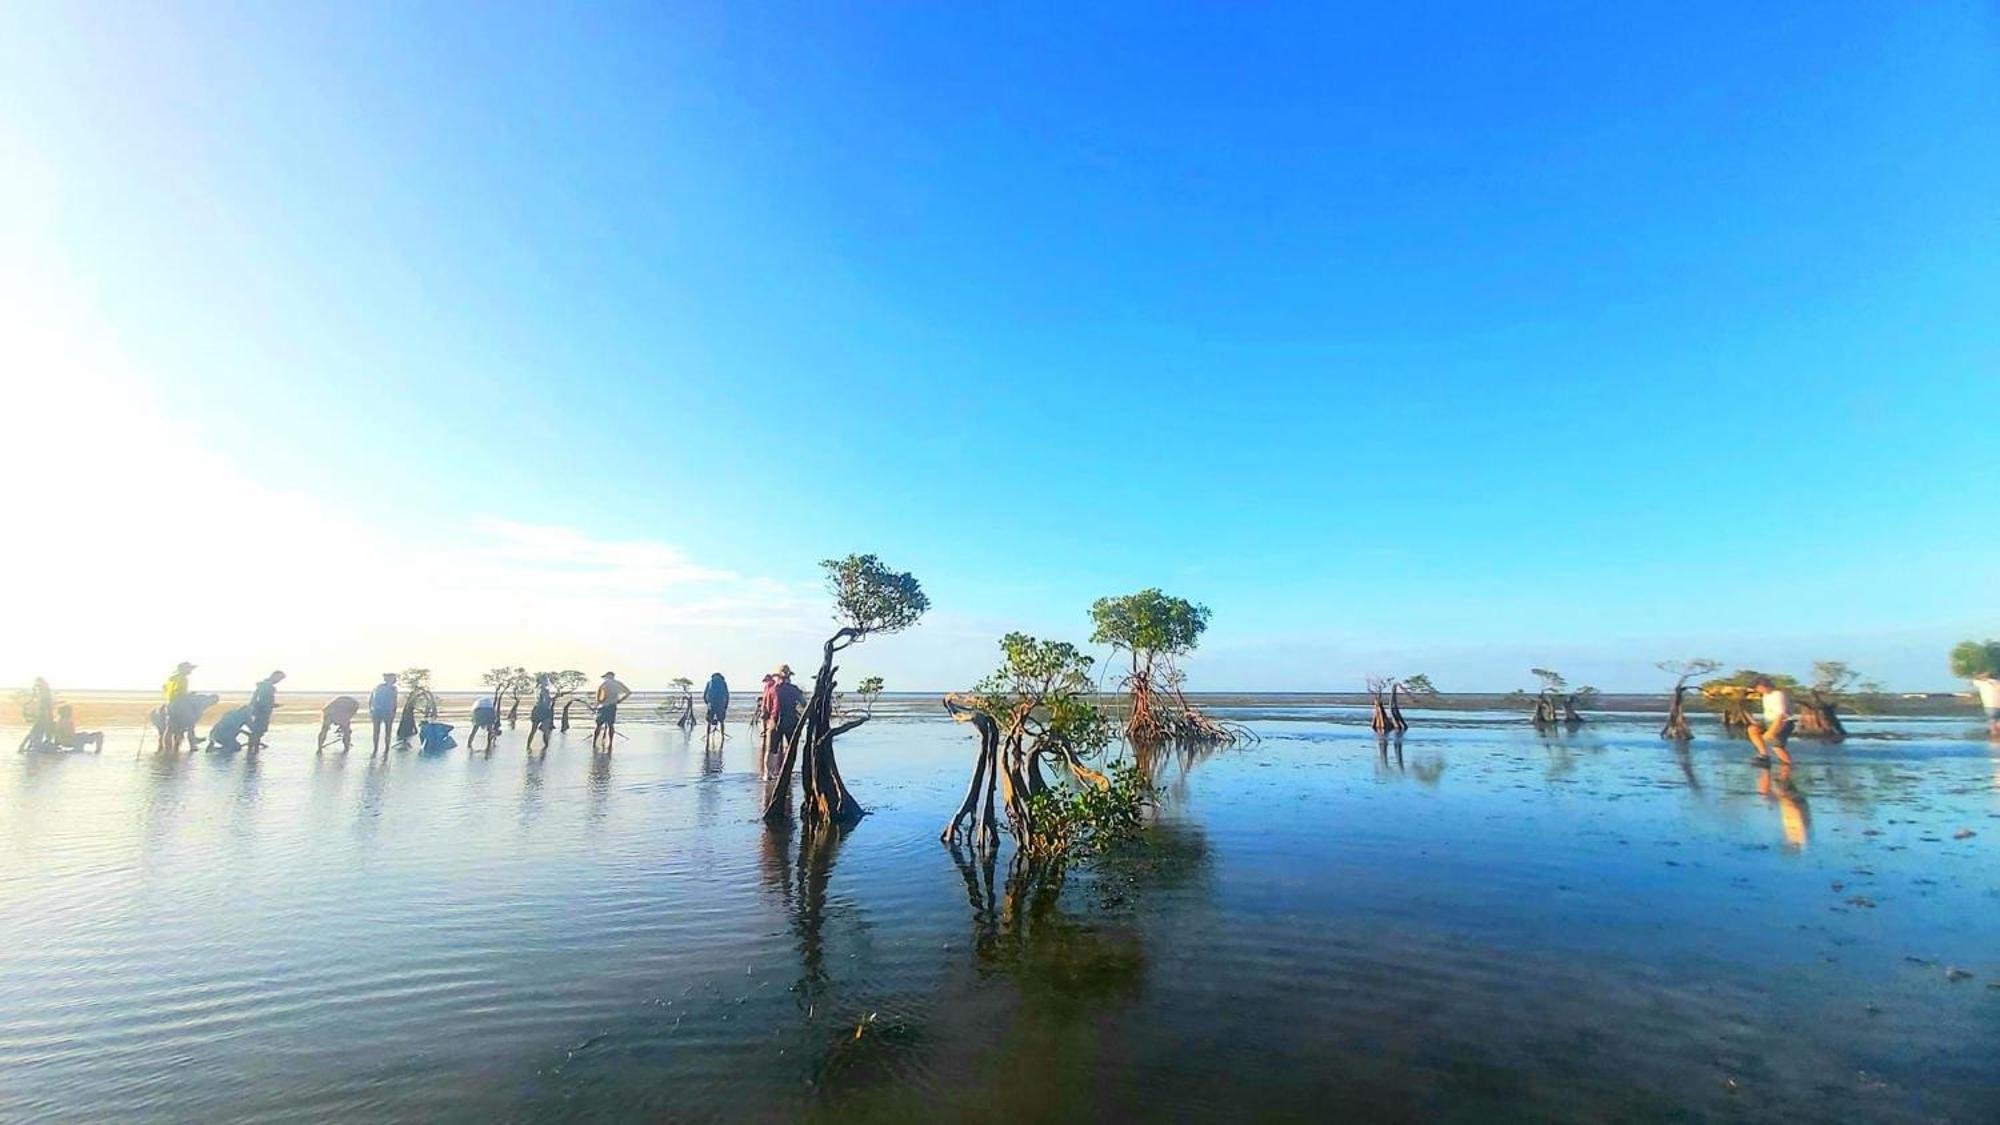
[518,749,546,828]
[1757,766,1811,851]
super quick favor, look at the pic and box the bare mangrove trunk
[1563,695,1585,728]
[1796,695,1849,741]
[1530,693,1556,730]
[1370,689,1392,734]
[1389,683,1408,733]
[1661,685,1693,741]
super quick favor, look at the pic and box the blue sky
[1,3,1993,692]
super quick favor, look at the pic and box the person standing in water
[162,661,196,752]
[246,671,285,751]
[702,672,730,738]
[593,672,630,749]
[768,665,804,759]
[368,673,398,755]
[1747,675,1793,767]
[1974,671,2000,741]
[526,673,556,753]
[19,677,57,752]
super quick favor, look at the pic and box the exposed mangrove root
[1119,668,1256,748]
[940,693,1112,855]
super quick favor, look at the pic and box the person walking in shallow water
[592,672,630,750]
[702,672,730,739]
[368,673,398,755]
[1747,676,1793,767]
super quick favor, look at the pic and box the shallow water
[2,707,1996,1122]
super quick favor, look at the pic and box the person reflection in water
[1757,766,1810,851]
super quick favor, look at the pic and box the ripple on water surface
[2,710,1997,1122]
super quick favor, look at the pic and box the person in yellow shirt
[161,661,196,753]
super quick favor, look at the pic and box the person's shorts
[598,705,618,725]
[532,706,554,728]
[371,710,394,724]
[706,705,726,724]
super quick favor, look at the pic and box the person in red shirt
[757,673,780,773]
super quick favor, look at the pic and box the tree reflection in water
[755,813,1213,1118]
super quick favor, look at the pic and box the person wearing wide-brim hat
[766,664,806,761]
[161,661,197,753]
[592,671,631,750]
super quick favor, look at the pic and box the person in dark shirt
[702,673,730,736]
[246,671,285,750]
[208,705,253,753]
[527,674,556,753]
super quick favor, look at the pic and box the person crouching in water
[592,672,630,750]
[526,674,556,753]
[52,705,104,752]
[1748,675,1794,767]
[208,705,254,753]
[246,670,285,751]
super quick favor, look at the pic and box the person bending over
[1747,676,1794,767]
[1974,671,2000,741]
[318,695,360,752]
[469,695,501,752]
[208,705,253,753]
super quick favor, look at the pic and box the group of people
[161,663,287,753]
[465,672,633,753]
[14,679,104,754]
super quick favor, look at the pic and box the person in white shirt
[1973,673,2000,740]
[593,672,631,749]
[1748,676,1793,767]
